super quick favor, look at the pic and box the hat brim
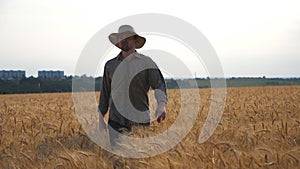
[109,31,146,49]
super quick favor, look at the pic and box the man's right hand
[99,114,107,131]
[98,113,109,147]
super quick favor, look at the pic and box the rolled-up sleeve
[98,63,111,116]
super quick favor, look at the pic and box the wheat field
[0,86,299,168]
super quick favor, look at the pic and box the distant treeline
[0,76,300,94]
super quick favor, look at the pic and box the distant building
[0,70,26,80]
[38,70,64,80]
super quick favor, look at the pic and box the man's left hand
[155,102,166,123]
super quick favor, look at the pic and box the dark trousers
[105,120,150,169]
[107,120,131,147]
[107,120,150,147]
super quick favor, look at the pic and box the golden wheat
[0,86,299,168]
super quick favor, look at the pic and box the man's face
[118,36,137,52]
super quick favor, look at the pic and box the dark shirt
[98,51,167,129]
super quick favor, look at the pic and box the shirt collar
[117,51,141,61]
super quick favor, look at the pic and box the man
[98,25,167,148]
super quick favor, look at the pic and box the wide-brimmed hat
[108,25,146,49]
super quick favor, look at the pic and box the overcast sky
[0,0,299,78]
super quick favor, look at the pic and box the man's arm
[99,63,111,115]
[148,62,168,122]
[98,63,111,128]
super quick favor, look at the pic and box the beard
[120,41,132,52]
